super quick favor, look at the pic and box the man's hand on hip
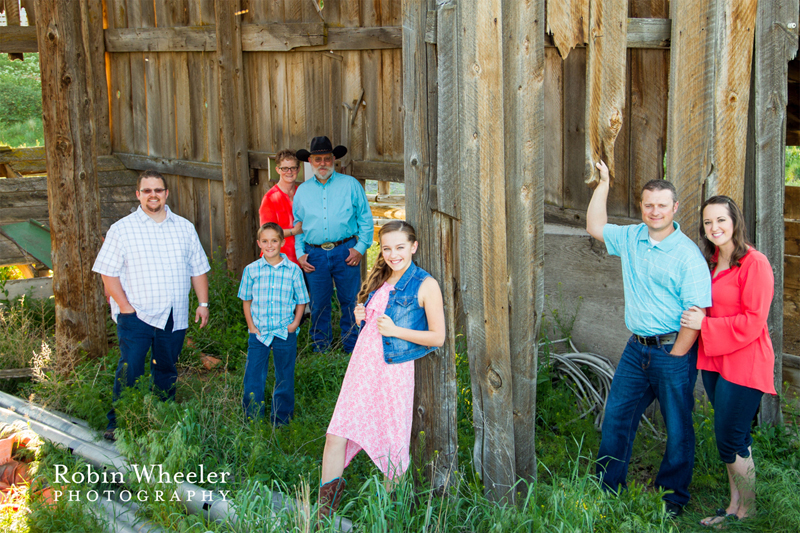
[298,254,315,273]
[195,306,209,328]
[345,248,363,267]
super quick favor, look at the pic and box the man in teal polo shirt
[293,136,373,353]
[586,161,711,518]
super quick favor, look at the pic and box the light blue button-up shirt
[238,255,310,346]
[292,170,374,257]
[603,222,711,336]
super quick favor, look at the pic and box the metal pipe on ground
[90,496,167,533]
[0,407,128,474]
[0,405,353,531]
[0,390,116,452]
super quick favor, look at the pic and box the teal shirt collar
[636,221,683,252]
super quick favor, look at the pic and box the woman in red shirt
[681,196,776,527]
[259,149,302,265]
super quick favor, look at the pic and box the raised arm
[586,160,610,242]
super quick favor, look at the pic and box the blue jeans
[242,332,297,425]
[702,370,763,464]
[107,311,186,430]
[596,335,698,506]
[304,238,361,353]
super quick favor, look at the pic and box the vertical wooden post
[34,0,107,362]
[215,0,254,274]
[666,0,716,231]
[709,0,757,205]
[750,0,799,426]
[502,0,545,484]
[457,0,517,502]
[402,0,459,491]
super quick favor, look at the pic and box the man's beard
[314,167,332,180]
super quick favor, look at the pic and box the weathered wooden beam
[458,0,517,502]
[241,22,325,50]
[666,0,716,233]
[0,26,38,53]
[0,146,46,164]
[350,160,404,182]
[503,0,545,484]
[584,1,627,186]
[708,0,758,205]
[750,0,799,426]
[626,17,671,48]
[402,0,459,492]
[369,204,405,219]
[34,0,107,362]
[105,23,326,52]
[247,150,274,170]
[544,203,640,228]
[6,18,673,56]
[114,152,222,181]
[215,0,255,274]
[104,26,216,52]
[294,27,402,51]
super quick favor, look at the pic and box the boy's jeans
[242,332,297,425]
[596,335,698,506]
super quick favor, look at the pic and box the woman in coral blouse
[259,149,303,265]
[681,195,776,528]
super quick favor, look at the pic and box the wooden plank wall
[104,0,405,258]
[544,1,670,224]
[0,150,139,267]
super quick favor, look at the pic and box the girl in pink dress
[316,221,446,520]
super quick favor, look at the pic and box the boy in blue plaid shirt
[239,222,310,425]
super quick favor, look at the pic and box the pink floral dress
[327,282,415,479]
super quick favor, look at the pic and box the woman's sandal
[699,508,738,528]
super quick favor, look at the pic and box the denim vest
[364,261,436,364]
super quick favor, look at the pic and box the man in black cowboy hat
[292,136,373,353]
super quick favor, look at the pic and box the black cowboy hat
[296,136,348,162]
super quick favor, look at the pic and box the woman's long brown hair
[698,195,753,270]
[357,220,418,304]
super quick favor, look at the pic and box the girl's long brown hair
[698,195,753,270]
[357,221,418,303]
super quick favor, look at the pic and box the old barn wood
[0,0,798,498]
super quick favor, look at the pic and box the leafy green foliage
[787,147,800,185]
[0,54,43,147]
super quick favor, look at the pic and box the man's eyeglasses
[139,188,166,194]
[277,166,299,172]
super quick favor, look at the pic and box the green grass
[3,257,799,531]
[0,117,44,148]
[787,147,800,186]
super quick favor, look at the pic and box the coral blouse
[697,249,777,395]
[258,184,298,265]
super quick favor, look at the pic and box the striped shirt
[293,170,374,257]
[604,222,711,336]
[92,206,211,330]
[238,255,310,346]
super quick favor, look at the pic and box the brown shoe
[317,477,346,521]
[103,429,116,442]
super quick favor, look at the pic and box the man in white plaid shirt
[586,161,711,518]
[93,170,211,441]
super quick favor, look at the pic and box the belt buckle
[321,242,335,251]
